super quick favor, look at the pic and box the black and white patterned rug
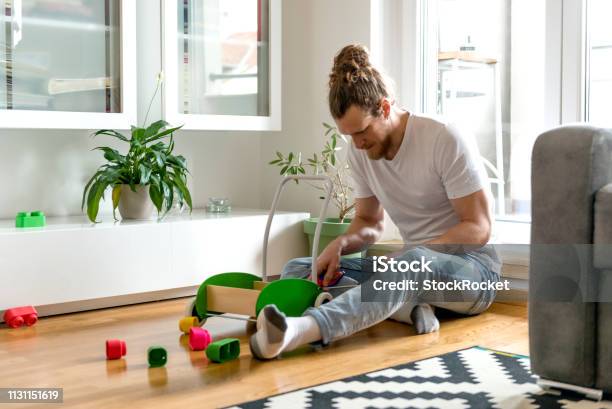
[228,346,612,409]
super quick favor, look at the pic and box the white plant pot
[118,184,155,220]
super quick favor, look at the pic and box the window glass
[178,0,269,116]
[0,0,121,112]
[425,0,548,220]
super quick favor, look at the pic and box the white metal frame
[561,0,588,123]
[161,0,282,131]
[0,0,137,130]
[262,176,333,282]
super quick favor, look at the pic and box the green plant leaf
[112,185,121,221]
[167,155,187,169]
[149,182,163,212]
[86,180,108,223]
[161,177,174,215]
[280,165,288,175]
[94,147,125,164]
[131,126,145,142]
[153,151,166,168]
[82,169,104,210]
[165,137,175,154]
[92,129,129,142]
[144,120,169,139]
[138,163,152,184]
[171,173,193,211]
[144,125,183,144]
[150,141,167,151]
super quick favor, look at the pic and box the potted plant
[82,76,193,223]
[269,123,357,256]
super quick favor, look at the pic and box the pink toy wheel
[23,314,37,326]
[189,327,212,351]
[106,339,127,360]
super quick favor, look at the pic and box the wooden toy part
[195,272,262,319]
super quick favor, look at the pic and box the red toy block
[189,327,212,351]
[106,339,127,360]
[3,306,38,328]
[317,270,344,287]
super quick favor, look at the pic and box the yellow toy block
[179,316,199,334]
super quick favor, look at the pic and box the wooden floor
[0,299,528,409]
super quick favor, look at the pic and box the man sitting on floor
[250,44,502,360]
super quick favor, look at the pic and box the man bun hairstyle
[328,44,390,119]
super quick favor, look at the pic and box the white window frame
[0,0,137,130]
[560,0,588,123]
[372,0,588,266]
[161,0,281,131]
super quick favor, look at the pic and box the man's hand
[315,196,385,286]
[316,237,345,286]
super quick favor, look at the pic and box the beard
[365,136,392,160]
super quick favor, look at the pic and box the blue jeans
[281,246,500,345]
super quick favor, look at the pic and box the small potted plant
[269,123,357,256]
[82,76,193,223]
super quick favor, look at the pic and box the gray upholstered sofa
[529,125,612,400]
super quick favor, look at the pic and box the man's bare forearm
[425,220,490,252]
[337,215,384,255]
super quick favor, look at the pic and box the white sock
[390,303,440,334]
[249,305,321,360]
[410,304,440,334]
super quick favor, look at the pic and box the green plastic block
[255,278,321,317]
[206,338,240,363]
[15,211,46,228]
[147,346,167,367]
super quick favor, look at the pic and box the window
[0,0,136,129]
[586,0,612,126]
[420,0,551,221]
[163,0,281,131]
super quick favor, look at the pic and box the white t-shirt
[348,113,491,245]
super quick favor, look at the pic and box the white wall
[0,0,262,220]
[259,0,372,217]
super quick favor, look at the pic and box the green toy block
[147,346,167,367]
[255,278,321,318]
[206,338,240,363]
[15,211,46,228]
